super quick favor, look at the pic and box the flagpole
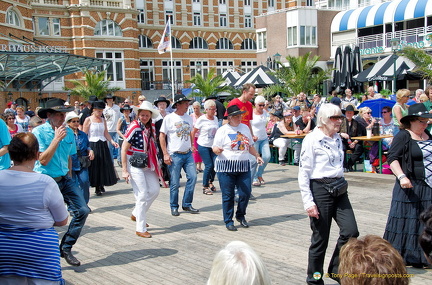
[157,17,174,100]
[169,35,175,100]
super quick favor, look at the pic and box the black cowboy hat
[88,95,98,103]
[104,94,116,102]
[172,94,191,109]
[37,98,75,119]
[92,100,106,110]
[400,103,432,125]
[342,104,359,114]
[272,110,284,119]
[154,96,170,107]
[120,104,132,113]
[205,95,218,101]
[226,105,246,117]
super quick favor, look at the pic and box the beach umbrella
[357,98,396,118]
[353,55,418,82]
[350,46,364,93]
[340,46,352,90]
[331,46,343,92]
[234,65,279,88]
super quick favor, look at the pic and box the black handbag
[78,156,91,168]
[322,177,348,197]
[129,152,149,168]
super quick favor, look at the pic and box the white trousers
[273,138,302,163]
[128,161,160,232]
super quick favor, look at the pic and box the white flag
[157,21,171,54]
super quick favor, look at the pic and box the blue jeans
[197,145,216,187]
[73,168,90,204]
[108,132,118,160]
[252,138,271,182]
[168,151,197,209]
[217,171,251,226]
[57,175,90,251]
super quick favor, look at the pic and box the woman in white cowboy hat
[121,101,163,238]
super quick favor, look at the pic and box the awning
[331,0,432,32]
[220,70,242,87]
[234,65,279,88]
[0,51,111,90]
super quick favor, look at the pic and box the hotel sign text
[0,44,67,53]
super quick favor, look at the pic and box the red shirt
[225,98,253,126]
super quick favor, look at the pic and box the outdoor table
[280,133,307,164]
[351,134,393,174]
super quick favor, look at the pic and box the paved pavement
[60,163,432,284]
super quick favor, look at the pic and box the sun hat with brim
[272,111,284,119]
[226,105,246,117]
[172,94,191,109]
[133,101,160,119]
[37,98,75,119]
[342,104,359,114]
[400,103,432,125]
[92,100,106,110]
[120,104,133,113]
[154,96,170,107]
[65,111,79,123]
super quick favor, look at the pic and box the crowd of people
[1,85,432,284]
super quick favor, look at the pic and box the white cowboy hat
[65,111,79,123]
[133,101,160,119]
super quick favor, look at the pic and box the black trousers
[343,142,363,169]
[306,180,359,285]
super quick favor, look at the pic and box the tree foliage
[186,68,231,98]
[65,69,120,100]
[400,46,432,82]
[262,52,329,99]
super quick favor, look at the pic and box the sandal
[203,187,213,195]
[252,181,261,187]
[258,177,265,185]
[209,183,217,192]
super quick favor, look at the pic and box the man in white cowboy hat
[33,98,90,267]
[103,93,121,162]
[159,94,199,216]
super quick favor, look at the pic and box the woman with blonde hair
[355,106,375,130]
[392,89,410,135]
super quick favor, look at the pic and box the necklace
[13,163,34,171]
[409,129,424,141]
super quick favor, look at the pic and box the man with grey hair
[341,88,358,108]
[415,89,424,103]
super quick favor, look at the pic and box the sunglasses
[366,112,372,114]
[417,119,429,124]
[70,120,80,123]
[257,104,265,107]
[381,111,390,114]
[329,116,343,120]
[139,99,145,102]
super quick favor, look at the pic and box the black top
[295,117,316,131]
[340,118,365,139]
[387,129,432,180]
[215,100,226,120]
[79,107,91,125]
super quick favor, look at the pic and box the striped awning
[331,0,432,32]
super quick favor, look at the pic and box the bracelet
[397,174,407,180]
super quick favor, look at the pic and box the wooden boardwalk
[60,163,432,284]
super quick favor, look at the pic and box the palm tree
[262,52,329,99]
[400,46,432,82]
[65,69,120,100]
[186,68,231,99]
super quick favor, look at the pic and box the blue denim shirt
[71,129,90,171]
[33,121,76,177]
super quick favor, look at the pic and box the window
[287,26,298,46]
[96,52,124,85]
[220,14,227,27]
[6,10,20,27]
[138,35,152,48]
[216,38,233,49]
[193,0,200,2]
[165,11,174,24]
[162,60,182,89]
[140,60,154,90]
[190,61,208,78]
[241,38,256,50]
[268,0,274,8]
[190,37,208,49]
[299,26,316,46]
[240,61,257,73]
[216,61,234,75]
[245,15,252,28]
[36,17,61,36]
[94,20,122,36]
[306,0,314,6]
[257,31,267,50]
[193,12,201,26]
[137,9,145,23]
[219,0,226,4]
[171,36,182,49]
[244,0,251,5]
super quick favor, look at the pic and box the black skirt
[88,140,118,187]
[383,179,432,265]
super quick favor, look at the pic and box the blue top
[33,121,76,177]
[0,119,11,170]
[70,129,90,171]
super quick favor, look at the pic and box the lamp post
[390,38,400,94]
[273,52,281,70]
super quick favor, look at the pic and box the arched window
[241,38,256,50]
[172,36,181,49]
[189,37,208,49]
[94,20,122,36]
[138,35,152,48]
[216,38,233,49]
[6,10,20,27]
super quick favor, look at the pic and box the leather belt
[312,177,342,183]
[174,150,191,154]
[53,175,67,183]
